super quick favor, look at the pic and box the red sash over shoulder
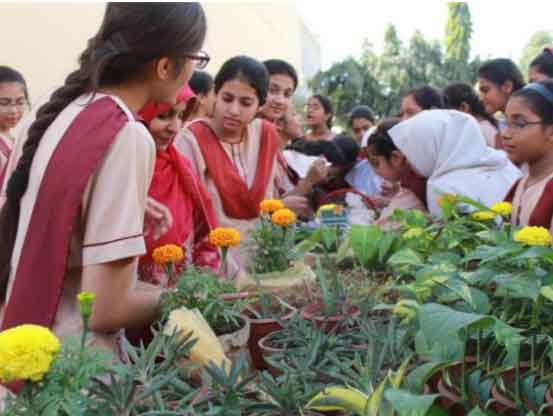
[188,119,279,219]
[0,135,12,188]
[1,97,129,331]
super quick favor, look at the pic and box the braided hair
[0,3,207,301]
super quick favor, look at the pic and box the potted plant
[160,266,250,357]
[248,200,316,292]
[301,256,360,333]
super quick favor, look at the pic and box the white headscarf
[388,110,521,216]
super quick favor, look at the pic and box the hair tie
[524,83,553,105]
[544,46,553,55]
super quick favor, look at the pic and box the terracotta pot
[489,363,531,416]
[301,302,360,333]
[257,331,287,378]
[435,362,475,415]
[244,304,296,370]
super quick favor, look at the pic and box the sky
[296,0,553,70]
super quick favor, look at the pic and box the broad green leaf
[378,232,397,263]
[493,275,540,301]
[336,234,351,264]
[350,224,382,267]
[418,303,495,345]
[405,362,451,393]
[384,389,442,416]
[540,285,553,303]
[388,249,424,268]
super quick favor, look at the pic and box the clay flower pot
[244,304,296,370]
[301,302,360,333]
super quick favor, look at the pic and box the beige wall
[0,2,307,102]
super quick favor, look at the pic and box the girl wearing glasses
[0,66,28,185]
[175,55,280,274]
[503,81,553,231]
[0,2,207,379]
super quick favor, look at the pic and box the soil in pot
[244,303,296,370]
[301,302,360,333]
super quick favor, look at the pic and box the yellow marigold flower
[209,227,241,248]
[491,202,513,216]
[77,291,96,319]
[259,199,285,214]
[437,194,456,208]
[271,208,297,227]
[0,324,61,383]
[471,211,497,221]
[513,226,552,246]
[402,227,424,240]
[152,244,185,265]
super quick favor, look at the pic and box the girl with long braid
[0,2,207,368]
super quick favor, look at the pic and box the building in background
[0,2,321,102]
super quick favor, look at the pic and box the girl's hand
[145,197,173,239]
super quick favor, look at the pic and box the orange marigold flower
[209,227,241,248]
[152,244,185,265]
[271,208,297,227]
[259,199,285,214]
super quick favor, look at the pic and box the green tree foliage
[309,4,479,124]
[444,2,473,82]
[519,30,553,75]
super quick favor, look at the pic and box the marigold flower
[209,227,241,248]
[437,194,457,208]
[491,202,513,216]
[77,291,96,319]
[152,244,185,265]
[471,211,497,221]
[0,324,61,383]
[402,227,424,240]
[513,226,552,246]
[259,199,285,214]
[271,208,297,227]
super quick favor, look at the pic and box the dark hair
[188,70,213,96]
[349,105,375,126]
[529,48,553,79]
[443,82,498,128]
[263,59,298,91]
[214,55,269,106]
[333,134,360,166]
[511,80,553,125]
[478,58,525,92]
[404,85,444,110]
[0,66,29,101]
[366,117,401,160]
[0,3,207,301]
[310,94,334,129]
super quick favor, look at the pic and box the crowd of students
[0,3,553,391]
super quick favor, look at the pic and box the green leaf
[405,362,451,393]
[350,224,382,268]
[418,303,495,346]
[540,285,553,303]
[388,249,424,268]
[493,275,540,301]
[378,232,397,263]
[384,389,443,416]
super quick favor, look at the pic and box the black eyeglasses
[184,51,210,69]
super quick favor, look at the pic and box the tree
[444,2,473,82]
[519,30,553,75]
